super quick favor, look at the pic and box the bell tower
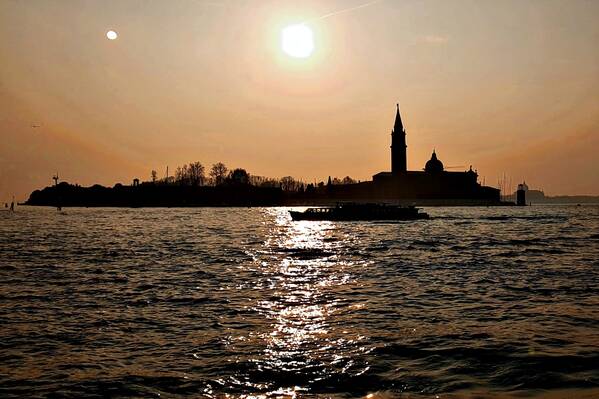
[391,104,407,174]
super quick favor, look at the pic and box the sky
[1,0,598,201]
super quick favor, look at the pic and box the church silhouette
[328,105,500,204]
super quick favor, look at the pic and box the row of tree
[150,162,238,186]
[148,162,357,192]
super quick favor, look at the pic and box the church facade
[370,105,500,202]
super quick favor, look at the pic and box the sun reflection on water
[219,208,373,396]
[253,209,354,395]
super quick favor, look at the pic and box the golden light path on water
[240,208,371,398]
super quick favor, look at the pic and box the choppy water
[1,205,598,398]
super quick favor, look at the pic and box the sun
[281,24,314,58]
[106,30,118,40]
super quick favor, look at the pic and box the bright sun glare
[281,24,314,58]
[106,30,118,40]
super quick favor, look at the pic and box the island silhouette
[25,106,503,207]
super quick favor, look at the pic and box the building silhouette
[319,105,500,204]
[391,104,407,174]
[369,105,499,202]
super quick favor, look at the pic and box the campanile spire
[391,103,407,174]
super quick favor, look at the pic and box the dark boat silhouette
[289,203,429,221]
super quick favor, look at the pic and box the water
[1,205,598,398]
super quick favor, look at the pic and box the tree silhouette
[188,162,205,186]
[210,162,228,186]
[280,176,303,191]
[174,162,205,186]
[229,168,250,185]
[250,175,278,187]
[175,166,185,184]
[342,176,356,185]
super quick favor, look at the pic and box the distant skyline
[1,0,598,201]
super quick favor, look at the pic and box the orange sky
[1,0,598,201]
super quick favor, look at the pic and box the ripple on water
[0,205,598,397]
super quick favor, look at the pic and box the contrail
[306,0,385,23]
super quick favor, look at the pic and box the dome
[425,151,444,173]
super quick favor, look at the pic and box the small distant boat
[289,203,429,221]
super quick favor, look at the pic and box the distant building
[507,182,545,203]
[517,183,527,206]
[370,105,500,202]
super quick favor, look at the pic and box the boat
[289,203,429,221]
